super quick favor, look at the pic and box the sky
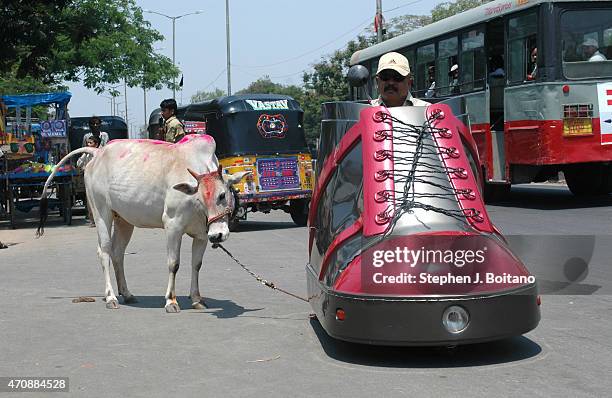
[66,0,446,134]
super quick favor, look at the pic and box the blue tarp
[1,92,72,108]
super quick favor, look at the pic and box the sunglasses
[378,72,407,82]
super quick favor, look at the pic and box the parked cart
[0,92,75,228]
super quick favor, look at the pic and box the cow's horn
[187,168,202,181]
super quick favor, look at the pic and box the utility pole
[376,0,384,44]
[144,10,204,99]
[226,0,232,95]
[143,86,147,130]
[124,79,129,128]
[172,17,176,99]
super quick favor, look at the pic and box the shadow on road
[490,185,612,210]
[0,209,88,231]
[310,319,542,368]
[119,295,263,318]
[236,220,301,233]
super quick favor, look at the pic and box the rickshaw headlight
[442,305,469,334]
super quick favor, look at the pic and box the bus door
[487,17,507,182]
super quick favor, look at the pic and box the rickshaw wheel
[229,216,240,232]
[8,187,16,229]
[289,199,308,226]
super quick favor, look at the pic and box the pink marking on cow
[170,134,214,146]
[199,134,214,143]
[199,173,221,209]
[143,153,149,162]
[119,148,131,159]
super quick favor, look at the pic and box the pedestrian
[77,135,101,228]
[82,116,109,148]
[76,135,101,169]
[371,51,429,108]
[159,99,185,143]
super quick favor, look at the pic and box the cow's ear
[173,183,198,195]
[223,171,252,186]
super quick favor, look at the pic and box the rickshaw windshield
[215,111,308,156]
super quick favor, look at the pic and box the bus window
[436,36,458,96]
[560,8,612,79]
[461,28,486,93]
[508,12,537,83]
[416,43,435,97]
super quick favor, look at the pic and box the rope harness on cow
[206,208,233,226]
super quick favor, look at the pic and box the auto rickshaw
[150,94,313,229]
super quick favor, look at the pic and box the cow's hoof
[165,303,181,313]
[105,299,119,309]
[123,295,138,304]
[192,302,206,310]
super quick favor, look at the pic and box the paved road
[0,184,611,397]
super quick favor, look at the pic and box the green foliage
[0,73,68,118]
[237,77,303,99]
[431,0,492,23]
[0,0,178,94]
[191,88,227,103]
[0,74,66,97]
[374,14,433,39]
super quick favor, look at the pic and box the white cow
[38,135,249,312]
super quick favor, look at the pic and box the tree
[0,0,178,94]
[299,13,432,140]
[376,14,433,40]
[191,88,227,103]
[237,77,303,99]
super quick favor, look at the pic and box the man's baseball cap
[376,52,411,76]
[582,38,599,48]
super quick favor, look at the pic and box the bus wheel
[289,199,309,226]
[564,163,611,196]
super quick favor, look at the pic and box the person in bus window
[449,64,460,94]
[425,65,436,98]
[371,52,429,107]
[527,47,537,80]
[582,38,607,62]
[489,55,505,78]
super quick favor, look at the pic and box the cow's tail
[36,147,97,237]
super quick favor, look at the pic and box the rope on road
[212,243,310,303]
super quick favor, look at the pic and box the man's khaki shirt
[163,116,185,143]
[371,94,429,107]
